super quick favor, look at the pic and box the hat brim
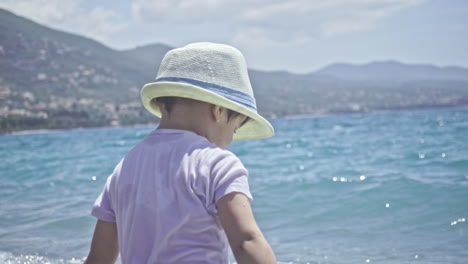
[141,81,274,140]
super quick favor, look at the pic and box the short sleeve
[91,160,123,222]
[206,150,253,214]
[91,174,116,222]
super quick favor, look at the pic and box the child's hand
[217,192,277,264]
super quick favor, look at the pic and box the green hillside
[0,8,157,132]
[1,8,468,133]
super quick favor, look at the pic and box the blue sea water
[1,107,467,264]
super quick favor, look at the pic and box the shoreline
[2,105,468,136]
[3,123,157,136]
[271,104,468,121]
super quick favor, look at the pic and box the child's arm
[84,220,119,264]
[217,192,277,264]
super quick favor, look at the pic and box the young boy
[85,42,277,264]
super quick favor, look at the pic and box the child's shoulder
[161,132,244,170]
[132,129,244,167]
[197,146,245,173]
[178,130,239,160]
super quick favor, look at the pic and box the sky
[1,0,467,73]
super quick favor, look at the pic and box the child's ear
[211,104,225,123]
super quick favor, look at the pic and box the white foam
[0,251,85,264]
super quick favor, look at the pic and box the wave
[0,251,85,264]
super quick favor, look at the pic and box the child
[84,42,277,264]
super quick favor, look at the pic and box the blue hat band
[154,77,257,112]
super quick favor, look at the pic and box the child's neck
[157,104,212,141]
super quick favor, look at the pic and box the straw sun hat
[141,42,274,140]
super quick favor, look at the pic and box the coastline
[2,105,467,136]
[271,104,468,121]
[3,123,157,136]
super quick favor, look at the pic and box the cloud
[131,0,222,23]
[131,0,426,43]
[0,0,79,22]
[0,0,128,44]
[72,7,128,40]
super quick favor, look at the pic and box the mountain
[0,8,158,131]
[0,8,154,102]
[316,60,468,81]
[121,43,172,74]
[1,8,468,133]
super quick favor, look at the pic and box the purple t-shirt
[92,129,252,263]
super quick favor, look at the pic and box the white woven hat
[141,42,274,140]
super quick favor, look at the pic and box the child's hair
[153,97,250,126]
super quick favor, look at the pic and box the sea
[1,107,467,264]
